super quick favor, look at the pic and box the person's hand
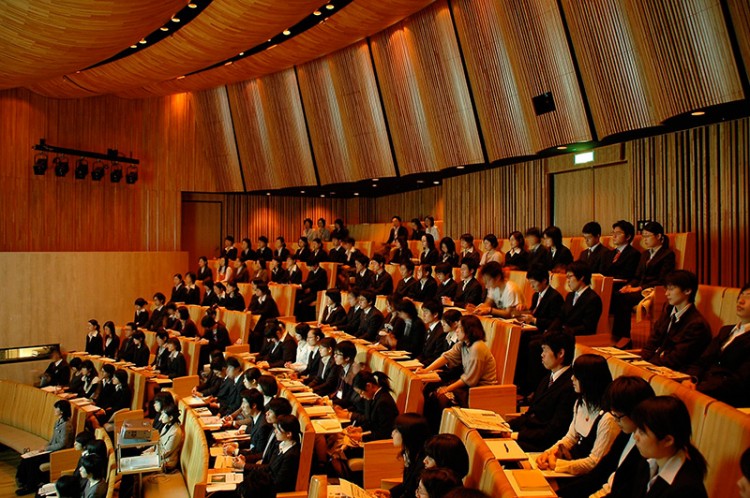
[474,303,491,315]
[519,314,535,324]
[414,367,428,375]
[441,297,454,306]
[547,451,557,470]
[256,361,269,369]
[232,455,245,469]
[465,303,476,312]
[536,451,550,470]
[436,386,450,396]
[223,443,238,456]
[371,489,391,498]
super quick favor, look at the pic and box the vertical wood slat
[369,0,484,174]
[296,41,396,185]
[726,0,750,82]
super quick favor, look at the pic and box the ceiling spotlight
[53,156,69,177]
[416,180,424,184]
[556,145,567,150]
[313,10,322,15]
[110,162,123,183]
[33,153,48,175]
[433,180,440,185]
[160,27,169,32]
[456,166,465,170]
[177,75,186,80]
[691,111,706,116]
[188,2,198,8]
[300,190,305,194]
[224,61,233,66]
[283,29,291,35]
[74,158,88,179]
[326,3,334,9]
[320,194,325,198]
[91,161,106,181]
[266,192,271,196]
[139,39,147,44]
[239,52,244,56]
[171,16,181,22]
[126,166,138,184]
[372,184,377,188]
[353,192,359,196]
[372,178,379,181]
[130,44,137,49]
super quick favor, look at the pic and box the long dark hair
[276,414,301,444]
[394,413,431,465]
[424,434,469,479]
[353,371,392,392]
[571,354,612,411]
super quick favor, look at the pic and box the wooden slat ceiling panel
[0,0,186,90]
[28,0,322,98]
[451,0,591,160]
[727,0,750,81]
[296,41,396,185]
[110,0,435,99]
[369,0,483,174]
[227,69,317,191]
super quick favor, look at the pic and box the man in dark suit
[328,235,347,264]
[223,236,238,261]
[509,330,577,452]
[418,300,447,365]
[641,270,711,372]
[201,278,219,306]
[685,283,750,407]
[183,272,201,305]
[146,292,168,331]
[247,284,280,352]
[309,238,328,264]
[356,291,385,342]
[201,315,232,356]
[445,259,483,308]
[434,263,458,302]
[130,331,150,367]
[413,264,438,302]
[601,220,641,287]
[525,227,549,271]
[116,322,138,363]
[352,256,374,291]
[578,221,608,274]
[284,256,303,285]
[230,389,273,458]
[257,320,297,369]
[214,356,244,416]
[306,337,342,397]
[557,261,603,336]
[239,238,257,262]
[458,233,481,267]
[611,221,677,344]
[295,259,328,321]
[393,260,418,302]
[369,254,394,296]
[385,216,408,246]
[225,280,246,311]
[256,236,273,262]
[330,340,363,411]
[40,347,70,387]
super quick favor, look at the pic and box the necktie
[667,314,677,334]
[548,374,554,388]
[612,250,621,263]
[572,292,580,307]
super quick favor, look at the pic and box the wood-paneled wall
[0,252,187,351]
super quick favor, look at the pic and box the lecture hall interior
[1,1,750,497]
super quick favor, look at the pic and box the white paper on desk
[120,453,160,471]
[304,405,336,418]
[209,446,225,457]
[455,408,508,431]
[194,407,213,417]
[41,386,61,393]
[505,469,555,497]
[21,449,50,459]
[312,418,342,434]
[213,455,236,469]
[151,377,173,385]
[395,359,423,369]
[213,431,251,441]
[69,397,92,405]
[526,452,575,478]
[201,416,223,426]
[485,439,528,461]
[38,482,57,496]
[209,472,243,484]
[416,372,442,382]
[80,404,102,413]
[206,483,237,493]
[339,479,375,498]
[182,396,208,407]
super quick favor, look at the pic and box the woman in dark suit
[505,230,529,271]
[439,237,460,267]
[102,320,120,359]
[390,236,413,265]
[387,414,433,498]
[243,414,301,494]
[196,256,213,281]
[420,234,440,266]
[164,338,187,379]
[542,225,573,272]
[342,371,399,441]
[85,319,104,356]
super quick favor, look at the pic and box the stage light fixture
[91,160,106,181]
[74,158,89,179]
[110,162,123,183]
[126,166,138,184]
[33,153,49,175]
[54,156,69,177]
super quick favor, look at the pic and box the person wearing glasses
[601,220,640,290]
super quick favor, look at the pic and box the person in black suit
[212,356,244,416]
[102,321,120,359]
[294,237,312,262]
[409,218,425,241]
[685,283,750,407]
[163,338,188,379]
[439,237,460,268]
[444,259,483,308]
[95,364,117,415]
[420,234,440,265]
[320,289,347,327]
[641,270,711,372]
[309,238,328,264]
[284,255,303,285]
[557,376,655,498]
[418,300,447,365]
[577,221,607,274]
[273,237,290,263]
[241,415,301,494]
[556,261,603,336]
[390,299,426,356]
[352,256,374,291]
[223,389,272,456]
[510,330,577,452]
[130,331,150,367]
[390,236,413,265]
[355,291,385,343]
[239,237,257,262]
[306,337,342,396]
[330,219,348,242]
[393,260,418,301]
[611,221,677,344]
[256,320,297,369]
[107,369,132,417]
[330,341,363,410]
[334,371,399,443]
[40,347,71,387]
[247,283,280,352]
[201,315,232,358]
[328,235,347,264]
[225,280,246,311]
[525,227,549,271]
[434,263,458,302]
[343,290,363,335]
[133,297,150,328]
[413,264,438,302]
[542,225,573,272]
[386,216,408,246]
[146,292,168,331]
[233,260,250,284]
[177,306,199,338]
[152,330,170,371]
[170,273,187,303]
[296,259,328,320]
[183,272,201,305]
[201,278,219,306]
[269,259,286,283]
[85,319,104,356]
[369,254,394,296]
[256,236,273,263]
[516,266,565,395]
[116,322,137,362]
[223,235,238,261]
[196,256,213,282]
[234,397,293,464]
[164,302,181,332]
[458,233,481,268]
[505,231,529,271]
[629,396,708,498]
[601,220,641,287]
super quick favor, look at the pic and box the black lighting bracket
[32,139,140,165]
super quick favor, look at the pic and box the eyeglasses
[610,411,626,422]
[333,352,344,357]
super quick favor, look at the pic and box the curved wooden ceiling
[0,0,187,91]
[15,0,435,99]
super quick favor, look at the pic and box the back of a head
[424,433,469,479]
[572,353,612,409]
[394,413,432,459]
[602,376,655,416]
[56,475,84,498]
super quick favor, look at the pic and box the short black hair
[267,397,293,417]
[226,356,241,370]
[582,221,602,237]
[612,220,635,242]
[257,375,278,397]
[434,263,452,276]
[479,261,504,280]
[421,300,443,319]
[154,292,166,303]
[542,226,564,247]
[526,265,550,283]
[134,297,147,307]
[335,340,357,361]
[525,227,542,239]
[566,261,592,285]
[56,475,84,498]
[400,259,415,273]
[225,235,235,243]
[540,329,575,365]
[325,289,342,304]
[460,258,478,273]
[483,233,499,248]
[665,270,699,303]
[459,233,474,245]
[602,376,655,416]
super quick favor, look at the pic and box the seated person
[79,453,107,498]
[80,360,100,400]
[247,283,280,353]
[510,330,577,452]
[296,259,328,320]
[194,358,227,397]
[85,319,104,356]
[352,256,373,290]
[305,337,342,396]
[320,289,348,328]
[330,340,363,411]
[578,221,607,274]
[101,369,131,423]
[439,237,460,268]
[342,290,362,335]
[116,322,137,363]
[393,260,418,301]
[433,263,458,302]
[536,354,619,476]
[130,330,150,367]
[184,272,201,305]
[556,261,603,336]
[479,233,504,266]
[146,293,168,331]
[151,330,170,371]
[601,220,641,287]
[164,337,188,379]
[385,414,433,498]
[444,259,483,308]
[256,319,297,369]
[233,260,250,284]
[201,278,218,306]
[295,236,312,262]
[93,364,116,416]
[68,357,85,396]
[256,236,273,263]
[197,255,213,282]
[354,291,385,343]
[102,320,120,359]
[458,233,480,267]
[171,273,187,303]
[380,295,406,349]
[423,434,470,483]
[413,264,438,302]
[525,227,549,270]
[387,299,425,356]
[505,231,529,271]
[210,356,244,416]
[285,255,303,285]
[224,389,273,456]
[420,234,440,266]
[53,474,85,498]
[217,255,233,283]
[542,226,573,272]
[200,315,231,359]
[225,280,246,311]
[473,261,524,318]
[309,237,328,263]
[369,254,394,296]
[40,346,70,388]
[133,297,150,328]
[684,282,750,407]
[164,302,181,332]
[641,270,711,372]
[390,236,413,265]
[177,306,198,338]
[286,323,314,375]
[418,300,448,366]
[269,259,286,283]
[417,469,462,498]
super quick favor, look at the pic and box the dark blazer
[43,359,71,387]
[264,443,301,493]
[206,324,232,353]
[132,344,150,367]
[85,333,104,356]
[353,268,374,291]
[109,384,132,414]
[146,306,167,331]
[256,246,273,262]
[171,284,187,303]
[117,336,135,362]
[420,249,440,266]
[218,375,243,416]
[343,306,363,335]
[386,226,408,244]
[239,248,257,262]
[577,244,608,274]
[286,267,303,285]
[249,296,281,324]
[642,305,712,372]
[459,250,481,268]
[527,245,549,271]
[270,267,286,283]
[350,389,399,441]
[505,249,529,271]
[418,322,446,365]
[390,247,413,265]
[345,248,363,267]
[398,318,426,357]
[435,278,458,302]
[389,451,425,498]
[226,292,246,312]
[441,252,460,268]
[630,455,708,498]
[558,286,603,336]
[629,246,676,289]
[309,249,329,264]
[302,349,322,378]
[103,335,120,359]
[357,307,385,342]
[274,247,290,262]
[329,246,347,264]
[602,245,641,282]
[371,271,394,296]
[165,352,187,379]
[95,380,116,412]
[197,370,223,397]
[410,229,425,241]
[181,319,199,338]
[308,359,341,397]
[294,247,311,262]
[241,412,273,454]
[300,267,328,303]
[529,287,565,333]
[153,346,170,370]
[259,335,297,368]
[224,246,238,261]
[412,277,438,302]
[184,286,201,305]
[201,290,219,307]
[453,278,483,308]
[196,266,213,282]
[134,309,149,328]
[547,245,574,271]
[321,305,348,328]
[234,267,250,284]
[510,367,576,452]
[393,276,418,302]
[687,324,750,407]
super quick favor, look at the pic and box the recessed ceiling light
[176,75,186,80]
[354,192,359,196]
[160,26,169,32]
[416,180,424,184]
[283,29,291,35]
[188,2,198,8]
[224,61,233,66]
[556,145,567,150]
[456,166,465,170]
[372,184,377,187]
[320,194,325,198]
[313,10,322,15]
[330,192,335,195]
[130,44,137,49]
[171,16,180,22]
[372,178,379,181]
[326,3,334,9]
[266,192,271,196]
[239,52,244,56]
[300,190,305,194]
[139,39,147,44]
[691,111,705,116]
[433,181,440,185]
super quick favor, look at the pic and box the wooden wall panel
[227,69,317,191]
[369,0,483,174]
[0,252,187,351]
[450,0,591,160]
[727,0,750,82]
[562,0,745,138]
[296,42,396,184]
[553,169,594,235]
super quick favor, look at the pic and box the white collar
[588,243,600,252]
[279,440,296,454]
[55,359,63,366]
[575,285,590,298]
[550,365,569,382]
[428,321,439,332]
[670,303,691,322]
[402,276,412,283]
[538,286,549,299]
[648,450,686,486]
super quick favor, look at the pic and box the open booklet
[21,449,50,459]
